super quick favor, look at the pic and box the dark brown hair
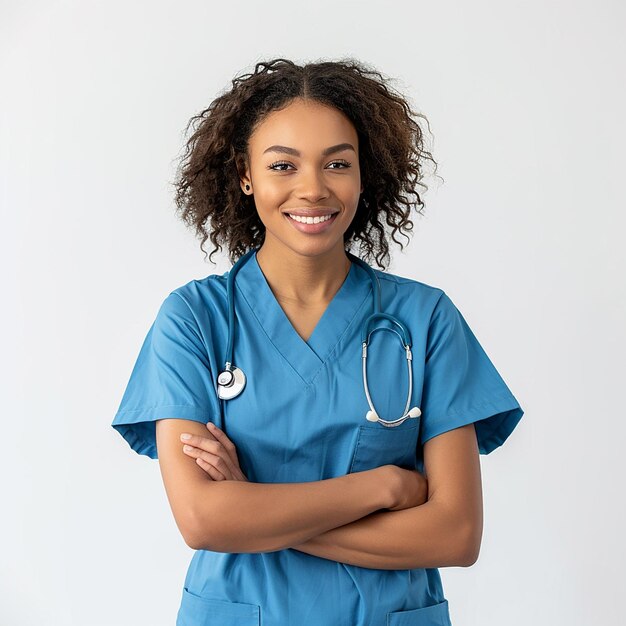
[171,57,440,269]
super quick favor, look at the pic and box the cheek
[338,174,362,206]
[251,190,287,226]
[341,186,361,219]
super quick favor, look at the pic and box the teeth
[288,213,335,224]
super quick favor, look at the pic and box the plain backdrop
[1,1,624,624]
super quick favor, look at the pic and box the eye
[327,160,352,169]
[267,160,293,172]
[267,159,352,171]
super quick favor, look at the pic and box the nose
[295,166,331,202]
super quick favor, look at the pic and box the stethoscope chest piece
[217,364,246,400]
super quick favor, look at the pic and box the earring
[245,184,250,191]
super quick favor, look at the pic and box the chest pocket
[349,418,420,473]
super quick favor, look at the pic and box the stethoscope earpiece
[366,410,378,422]
[365,406,421,427]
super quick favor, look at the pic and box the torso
[277,301,329,343]
[170,256,452,624]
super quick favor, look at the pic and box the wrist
[371,465,398,510]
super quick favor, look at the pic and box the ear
[235,154,251,193]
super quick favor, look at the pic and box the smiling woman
[111,57,524,626]
[172,58,438,271]
[241,97,364,280]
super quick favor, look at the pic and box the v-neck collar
[235,249,372,385]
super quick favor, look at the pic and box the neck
[255,241,352,307]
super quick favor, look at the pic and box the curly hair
[171,57,441,269]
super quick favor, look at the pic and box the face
[240,98,363,260]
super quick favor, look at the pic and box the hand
[385,465,429,511]
[180,422,249,481]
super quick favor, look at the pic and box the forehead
[248,99,358,155]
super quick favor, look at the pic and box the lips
[284,212,338,234]
[283,210,339,218]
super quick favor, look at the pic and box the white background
[1,1,624,624]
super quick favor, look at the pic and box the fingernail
[208,423,218,430]
[181,433,191,440]
[183,445,193,452]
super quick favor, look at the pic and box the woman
[112,58,524,626]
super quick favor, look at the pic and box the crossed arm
[287,423,483,569]
[155,419,483,570]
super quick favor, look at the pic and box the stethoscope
[216,248,422,427]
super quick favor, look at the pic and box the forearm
[289,500,474,569]
[189,467,393,553]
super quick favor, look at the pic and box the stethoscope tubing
[217,247,421,427]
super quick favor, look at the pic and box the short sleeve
[111,291,221,459]
[419,291,524,454]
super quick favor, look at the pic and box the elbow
[181,493,229,552]
[458,542,480,567]
[179,512,205,551]
[456,522,482,567]
[183,521,204,551]
[184,508,227,552]
[184,533,201,551]
[185,521,223,552]
[186,535,212,552]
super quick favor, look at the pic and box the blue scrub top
[112,250,524,626]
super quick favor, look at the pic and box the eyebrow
[262,143,356,157]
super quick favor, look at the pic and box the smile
[284,212,339,234]
[287,213,335,224]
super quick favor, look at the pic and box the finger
[183,444,248,481]
[196,456,248,482]
[181,429,245,480]
[181,433,237,473]
[195,456,227,481]
[183,444,238,480]
[205,423,242,468]
[180,442,226,480]
[228,466,248,482]
[180,432,217,450]
[205,426,249,481]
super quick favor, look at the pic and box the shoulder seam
[369,267,444,293]
[167,291,206,339]
[168,290,194,312]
